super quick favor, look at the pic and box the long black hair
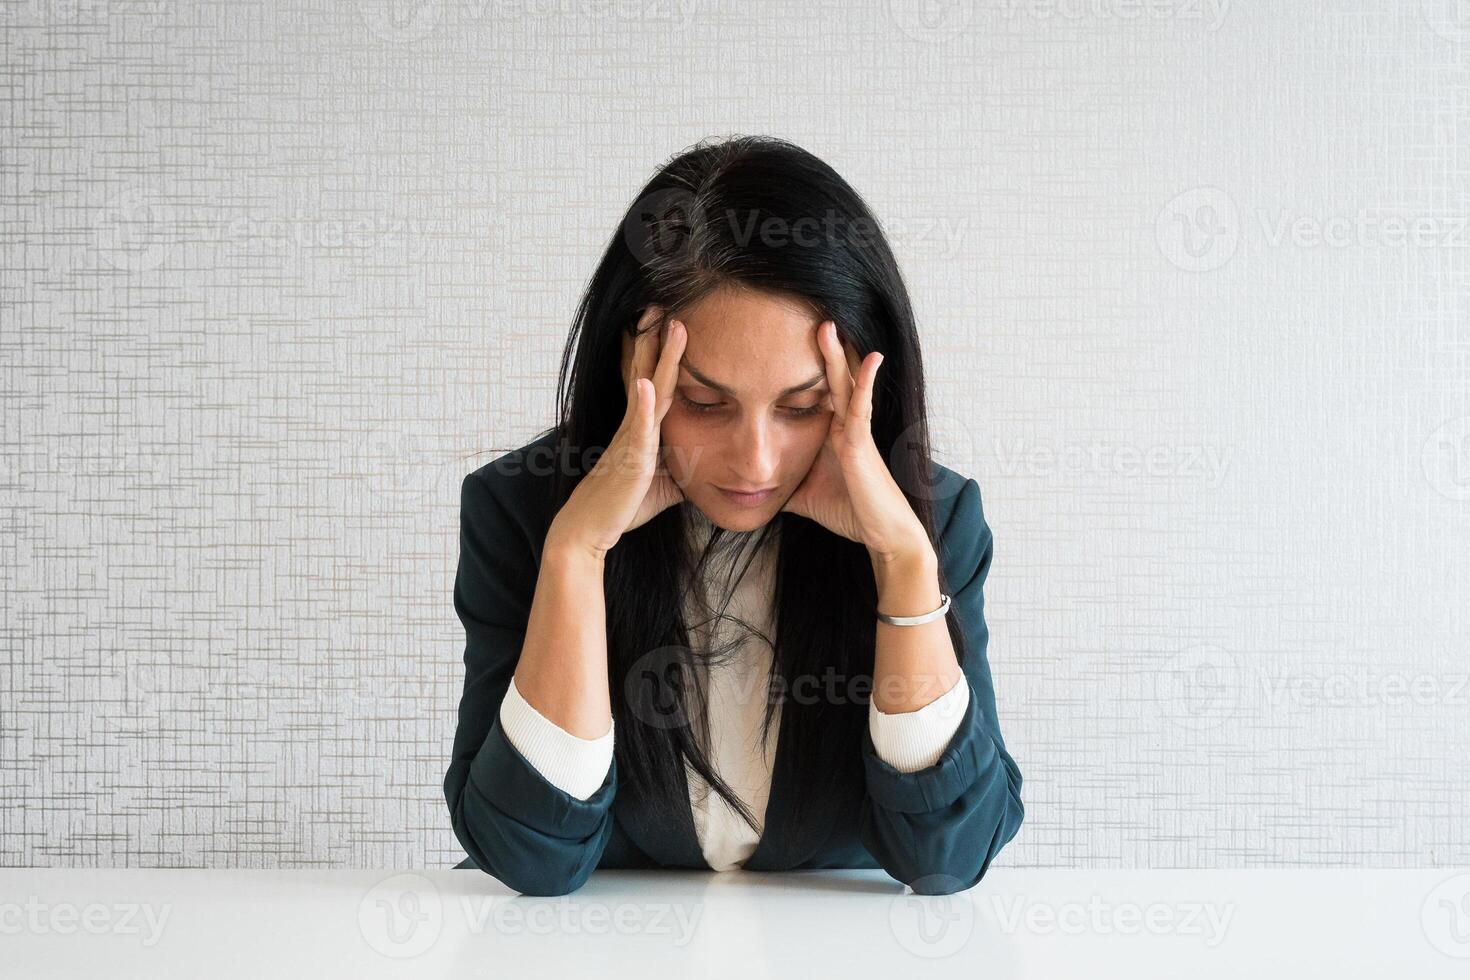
[542,134,969,838]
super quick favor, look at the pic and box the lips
[717,485,777,506]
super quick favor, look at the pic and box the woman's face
[658,285,833,531]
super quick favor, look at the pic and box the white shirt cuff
[498,676,614,801]
[868,672,970,773]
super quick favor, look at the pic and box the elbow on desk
[861,731,1026,896]
[447,798,602,897]
[467,851,595,897]
[444,759,611,898]
[871,787,1025,896]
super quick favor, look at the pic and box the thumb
[632,378,663,460]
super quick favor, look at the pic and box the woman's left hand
[781,320,935,567]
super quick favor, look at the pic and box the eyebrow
[680,360,827,397]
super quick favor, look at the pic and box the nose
[728,412,780,487]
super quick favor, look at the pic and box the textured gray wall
[2,0,1466,868]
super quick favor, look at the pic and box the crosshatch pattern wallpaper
[2,0,1467,869]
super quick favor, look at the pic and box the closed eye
[678,393,825,418]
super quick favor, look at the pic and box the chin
[714,510,772,532]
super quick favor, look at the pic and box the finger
[849,351,881,429]
[818,320,853,419]
[622,305,665,424]
[624,306,661,395]
[634,305,664,386]
[651,318,687,421]
[843,339,862,382]
[630,377,655,449]
[626,304,658,379]
[621,334,639,426]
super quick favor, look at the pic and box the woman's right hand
[546,304,689,562]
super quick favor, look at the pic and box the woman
[444,135,1023,896]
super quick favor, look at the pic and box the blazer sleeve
[856,476,1025,895]
[443,469,618,896]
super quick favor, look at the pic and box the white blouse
[498,501,970,872]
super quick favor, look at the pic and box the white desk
[2,868,1466,978]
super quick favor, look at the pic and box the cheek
[658,416,707,483]
[792,425,829,465]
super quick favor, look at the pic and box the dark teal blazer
[444,429,1024,896]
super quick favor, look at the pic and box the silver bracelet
[876,593,951,626]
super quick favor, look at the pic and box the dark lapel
[740,703,861,871]
[738,712,811,870]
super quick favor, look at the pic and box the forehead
[674,286,825,393]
